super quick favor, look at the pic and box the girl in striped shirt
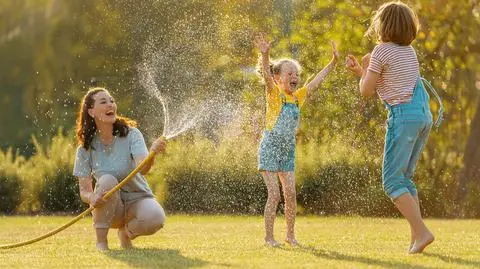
[345,1,435,254]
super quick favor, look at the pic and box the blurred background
[1,0,479,218]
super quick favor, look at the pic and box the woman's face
[88,91,117,125]
[276,62,300,94]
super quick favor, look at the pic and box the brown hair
[75,87,137,150]
[366,1,419,46]
[256,56,301,84]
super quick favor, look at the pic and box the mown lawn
[0,215,479,268]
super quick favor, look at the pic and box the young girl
[73,87,167,250]
[255,35,338,247]
[345,1,436,254]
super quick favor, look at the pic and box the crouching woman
[73,87,166,250]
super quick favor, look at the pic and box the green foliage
[0,149,23,214]
[33,130,86,213]
[1,0,480,217]
[286,0,480,217]
[148,135,266,214]
[148,134,391,216]
[38,166,85,213]
[0,125,474,217]
[15,129,86,213]
[165,169,266,214]
[0,173,21,214]
[298,162,396,216]
[295,138,395,216]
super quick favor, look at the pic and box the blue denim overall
[383,77,434,199]
[258,94,300,172]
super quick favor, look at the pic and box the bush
[0,172,22,214]
[297,162,397,216]
[0,149,24,214]
[149,134,267,214]
[38,166,86,213]
[165,168,266,214]
[20,129,86,214]
[3,127,473,217]
[151,134,398,216]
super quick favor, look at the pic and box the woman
[73,87,166,250]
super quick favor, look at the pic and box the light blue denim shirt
[73,127,154,205]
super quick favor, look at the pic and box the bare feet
[265,238,281,247]
[118,228,133,249]
[409,231,434,254]
[96,241,109,251]
[285,238,300,247]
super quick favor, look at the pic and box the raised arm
[346,53,378,97]
[306,41,339,95]
[254,34,275,92]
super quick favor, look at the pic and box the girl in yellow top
[255,34,338,247]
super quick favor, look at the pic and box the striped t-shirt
[368,42,420,106]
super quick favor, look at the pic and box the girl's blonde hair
[366,1,419,46]
[256,56,301,84]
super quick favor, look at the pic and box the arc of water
[140,61,211,140]
[140,63,170,138]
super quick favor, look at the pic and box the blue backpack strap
[421,77,444,129]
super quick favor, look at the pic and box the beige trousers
[92,174,165,239]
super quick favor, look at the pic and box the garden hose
[0,136,165,249]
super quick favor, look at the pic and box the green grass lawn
[0,215,479,268]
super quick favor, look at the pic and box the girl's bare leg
[409,194,420,250]
[262,171,281,247]
[394,193,434,254]
[279,172,298,246]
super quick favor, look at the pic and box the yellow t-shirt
[265,85,307,131]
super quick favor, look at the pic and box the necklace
[101,135,116,154]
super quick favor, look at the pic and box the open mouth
[105,111,115,116]
[290,82,298,89]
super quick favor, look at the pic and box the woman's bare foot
[96,241,109,251]
[118,228,133,249]
[95,228,109,251]
[265,238,281,247]
[285,238,300,247]
[409,231,434,254]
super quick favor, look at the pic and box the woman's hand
[254,34,271,55]
[150,137,167,155]
[89,192,106,208]
[345,54,362,77]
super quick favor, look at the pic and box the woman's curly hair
[75,87,137,150]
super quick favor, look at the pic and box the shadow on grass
[105,248,210,269]
[280,245,430,269]
[423,253,480,268]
